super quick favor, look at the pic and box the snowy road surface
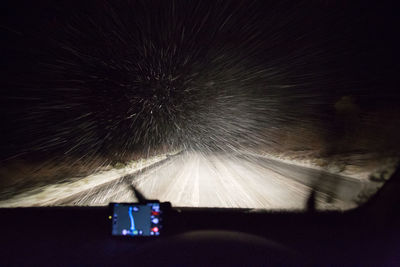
[60,151,363,210]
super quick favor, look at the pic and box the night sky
[0,1,399,194]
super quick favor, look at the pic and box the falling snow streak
[2,1,388,160]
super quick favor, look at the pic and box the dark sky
[1,0,399,163]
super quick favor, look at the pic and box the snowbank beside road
[0,153,177,207]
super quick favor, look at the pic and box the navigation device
[110,202,163,237]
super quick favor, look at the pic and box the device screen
[111,203,162,236]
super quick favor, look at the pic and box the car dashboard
[1,168,399,266]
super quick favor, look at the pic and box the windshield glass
[0,1,398,210]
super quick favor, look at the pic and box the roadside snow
[243,151,398,182]
[0,153,177,207]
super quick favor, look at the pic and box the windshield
[0,1,398,210]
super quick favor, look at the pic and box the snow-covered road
[59,151,362,210]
